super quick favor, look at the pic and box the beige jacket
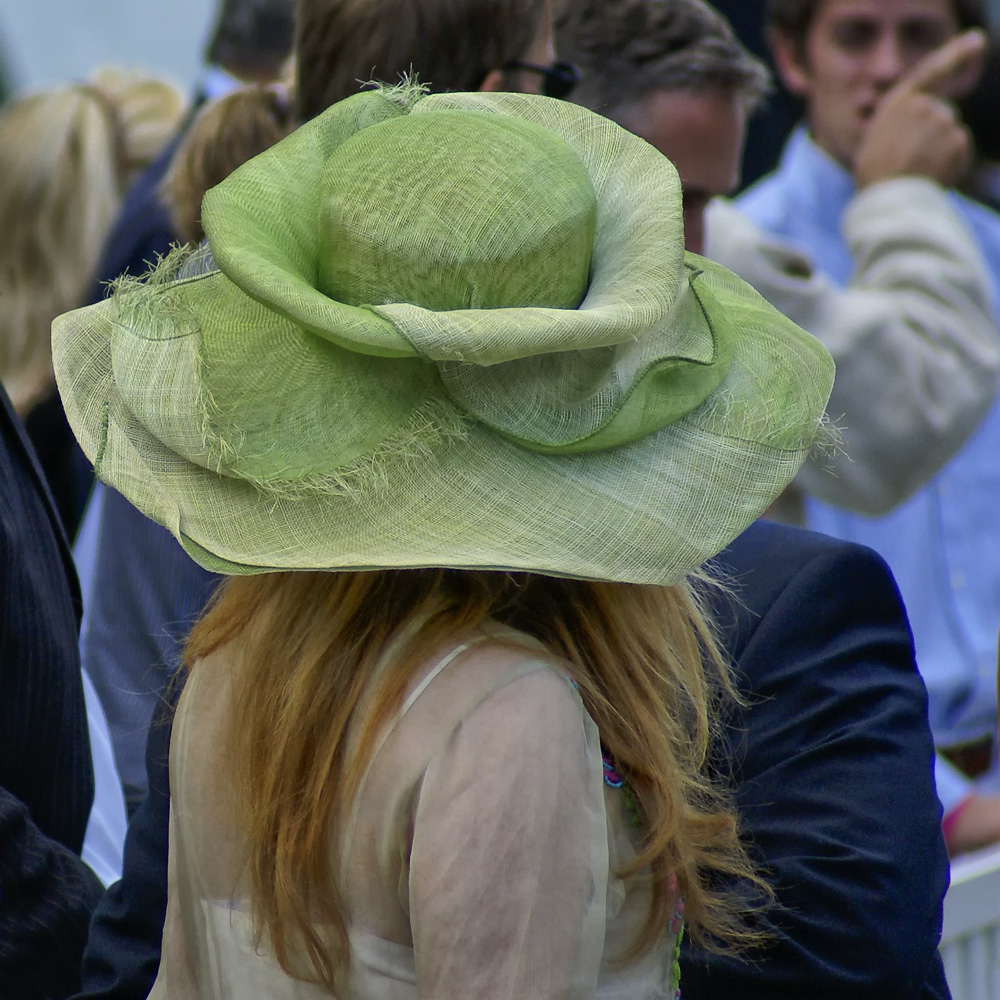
[706,178,1000,523]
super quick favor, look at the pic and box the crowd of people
[2,0,999,997]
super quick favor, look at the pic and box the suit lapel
[0,384,82,616]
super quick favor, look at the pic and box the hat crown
[316,111,596,312]
[53,90,834,584]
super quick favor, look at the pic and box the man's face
[620,88,746,255]
[773,0,960,168]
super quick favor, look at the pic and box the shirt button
[951,571,965,590]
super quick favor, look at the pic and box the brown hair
[767,0,989,53]
[556,0,770,118]
[162,87,292,244]
[186,567,770,992]
[0,70,183,413]
[293,0,547,122]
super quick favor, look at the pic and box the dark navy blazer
[684,519,950,999]
[74,520,950,999]
[0,384,104,998]
[84,101,202,308]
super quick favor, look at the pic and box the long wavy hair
[0,69,183,413]
[185,566,769,993]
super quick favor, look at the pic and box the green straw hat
[53,87,833,584]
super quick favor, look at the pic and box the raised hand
[855,29,987,190]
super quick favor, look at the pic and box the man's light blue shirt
[739,127,1000,813]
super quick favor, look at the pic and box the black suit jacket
[0,384,104,998]
[74,520,950,998]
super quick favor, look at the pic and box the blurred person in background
[0,69,183,540]
[1,379,103,998]
[0,68,184,909]
[80,0,296,818]
[161,86,292,245]
[86,0,295,294]
[558,0,957,995]
[708,0,802,187]
[740,0,1000,857]
[560,0,998,524]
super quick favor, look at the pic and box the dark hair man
[766,0,986,183]
[740,0,1000,856]
[559,0,998,514]
[558,0,992,993]
[562,0,769,253]
[294,0,561,120]
[205,0,296,83]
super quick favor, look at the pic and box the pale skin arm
[945,562,1000,857]
[951,643,1000,856]
[947,794,1000,857]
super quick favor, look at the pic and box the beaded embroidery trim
[601,750,643,829]
[668,872,686,999]
[603,749,686,998]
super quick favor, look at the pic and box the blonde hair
[162,86,292,245]
[0,69,183,413]
[186,567,770,993]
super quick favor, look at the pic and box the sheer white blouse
[149,622,681,999]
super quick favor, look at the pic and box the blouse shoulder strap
[341,635,489,871]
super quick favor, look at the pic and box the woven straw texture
[53,88,833,583]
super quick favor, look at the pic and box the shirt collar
[780,126,857,230]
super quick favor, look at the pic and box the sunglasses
[501,60,580,100]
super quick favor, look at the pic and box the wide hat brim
[54,89,833,584]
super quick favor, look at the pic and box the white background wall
[0,1,216,94]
